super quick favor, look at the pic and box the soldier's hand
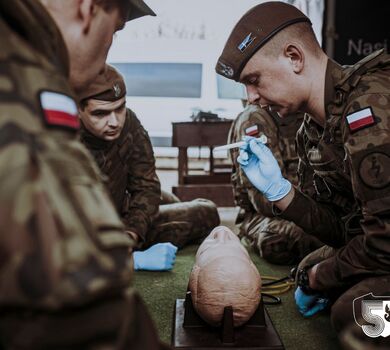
[133,243,178,271]
[237,136,291,201]
[294,287,329,317]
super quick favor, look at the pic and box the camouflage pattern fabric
[80,108,161,243]
[229,105,322,264]
[298,247,390,344]
[160,189,181,204]
[81,109,220,248]
[146,197,220,249]
[280,50,390,336]
[0,1,166,349]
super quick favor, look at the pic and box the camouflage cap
[127,0,156,21]
[216,1,311,82]
[79,64,126,103]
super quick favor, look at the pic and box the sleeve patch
[245,124,259,136]
[359,152,390,189]
[346,107,375,132]
[40,91,80,130]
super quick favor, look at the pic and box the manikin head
[188,226,261,327]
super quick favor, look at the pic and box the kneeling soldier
[79,65,220,271]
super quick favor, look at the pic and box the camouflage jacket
[228,105,303,217]
[0,2,169,349]
[279,50,390,290]
[81,108,161,242]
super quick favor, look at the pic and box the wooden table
[171,121,234,207]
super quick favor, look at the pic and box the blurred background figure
[229,102,323,265]
[0,0,171,349]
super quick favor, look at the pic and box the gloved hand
[294,287,329,317]
[133,243,178,271]
[237,136,291,201]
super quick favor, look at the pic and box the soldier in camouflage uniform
[79,65,220,258]
[0,0,170,349]
[229,103,323,264]
[216,1,390,345]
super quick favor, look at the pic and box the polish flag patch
[346,107,375,132]
[40,91,80,130]
[245,125,259,136]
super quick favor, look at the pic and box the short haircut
[95,0,129,20]
[261,22,321,58]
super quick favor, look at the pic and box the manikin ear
[78,0,95,34]
[284,44,304,74]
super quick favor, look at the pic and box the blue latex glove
[133,243,178,271]
[237,136,292,201]
[294,287,329,317]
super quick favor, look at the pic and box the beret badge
[217,61,234,78]
[113,83,122,98]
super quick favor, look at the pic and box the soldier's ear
[78,0,95,34]
[284,43,304,74]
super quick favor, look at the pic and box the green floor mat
[134,244,340,349]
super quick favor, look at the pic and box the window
[216,74,246,99]
[112,63,202,98]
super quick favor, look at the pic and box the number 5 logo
[353,293,390,338]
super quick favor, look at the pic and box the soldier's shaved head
[260,22,322,58]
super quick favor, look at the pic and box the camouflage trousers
[239,211,323,265]
[298,246,390,348]
[144,192,220,249]
[0,289,169,350]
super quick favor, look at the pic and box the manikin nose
[211,226,233,243]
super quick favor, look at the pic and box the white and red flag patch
[245,125,259,136]
[40,91,80,130]
[346,107,375,132]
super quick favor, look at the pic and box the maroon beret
[79,64,126,103]
[216,1,311,82]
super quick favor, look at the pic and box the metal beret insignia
[113,83,121,98]
[238,33,256,52]
[217,61,234,78]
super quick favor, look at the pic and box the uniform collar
[324,59,345,119]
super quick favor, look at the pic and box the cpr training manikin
[188,226,262,327]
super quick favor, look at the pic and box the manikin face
[79,97,126,141]
[189,226,261,327]
[239,49,303,118]
[196,226,249,267]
